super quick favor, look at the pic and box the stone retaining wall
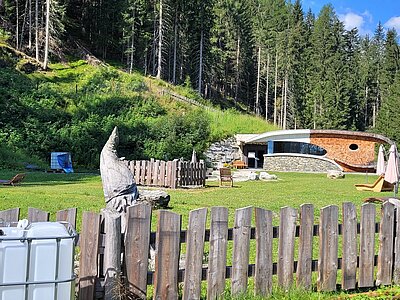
[263,154,342,173]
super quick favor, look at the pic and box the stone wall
[204,138,242,169]
[263,154,342,173]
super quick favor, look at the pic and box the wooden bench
[219,168,233,187]
[232,160,247,169]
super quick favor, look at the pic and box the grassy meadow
[0,169,397,299]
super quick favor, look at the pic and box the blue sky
[301,0,400,36]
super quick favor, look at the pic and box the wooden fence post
[376,201,395,286]
[317,205,338,292]
[296,204,314,289]
[125,204,152,299]
[254,207,273,296]
[342,202,357,290]
[277,206,297,289]
[0,208,20,223]
[56,208,77,228]
[394,206,400,284]
[153,210,181,299]
[28,207,49,222]
[183,208,207,300]
[78,211,101,300]
[207,207,228,300]
[231,206,252,296]
[102,209,122,300]
[359,203,376,288]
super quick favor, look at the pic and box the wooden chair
[355,175,394,193]
[0,173,26,186]
[219,168,233,187]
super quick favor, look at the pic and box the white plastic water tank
[0,222,76,300]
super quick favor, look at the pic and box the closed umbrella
[191,149,197,163]
[384,144,399,196]
[376,144,385,175]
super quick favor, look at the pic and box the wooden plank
[317,205,338,292]
[342,202,357,290]
[359,203,376,288]
[147,158,154,186]
[296,204,314,289]
[159,161,166,187]
[78,211,101,300]
[125,204,152,299]
[254,207,273,296]
[394,207,400,284]
[154,160,160,186]
[171,159,178,189]
[102,209,121,300]
[277,206,297,289]
[231,206,252,296]
[140,161,146,185]
[0,208,20,223]
[183,208,207,300]
[201,160,206,186]
[28,207,49,222]
[207,207,228,300]
[134,160,141,184]
[166,161,172,188]
[376,201,395,286]
[56,208,77,228]
[178,161,184,187]
[153,210,181,300]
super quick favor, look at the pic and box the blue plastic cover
[57,153,74,173]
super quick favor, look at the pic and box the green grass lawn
[0,170,396,299]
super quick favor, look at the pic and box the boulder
[247,172,259,181]
[259,172,278,181]
[327,170,345,179]
[137,190,170,209]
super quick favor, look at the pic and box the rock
[247,172,259,181]
[327,170,345,179]
[259,172,278,181]
[137,190,170,209]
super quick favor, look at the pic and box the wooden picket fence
[77,201,400,299]
[128,158,206,189]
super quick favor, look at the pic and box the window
[272,141,327,156]
[349,144,359,151]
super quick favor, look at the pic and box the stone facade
[204,138,241,169]
[263,154,341,173]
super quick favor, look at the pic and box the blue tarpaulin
[57,153,74,173]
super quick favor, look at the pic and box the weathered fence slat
[277,206,297,289]
[171,159,178,189]
[134,160,141,183]
[183,208,208,300]
[342,202,357,290]
[153,210,181,300]
[102,209,122,300]
[207,207,228,300]
[140,161,146,185]
[359,203,376,288]
[0,208,20,223]
[231,206,252,296]
[125,204,152,299]
[159,161,166,187]
[78,211,101,300]
[394,206,400,284]
[317,205,338,292]
[254,207,273,296]
[147,159,154,186]
[153,160,160,186]
[376,201,395,286]
[296,204,314,289]
[56,207,77,228]
[28,207,49,222]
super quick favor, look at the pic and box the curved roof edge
[243,129,393,145]
[310,130,394,145]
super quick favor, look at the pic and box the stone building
[235,130,394,173]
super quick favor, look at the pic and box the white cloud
[384,16,400,31]
[339,12,364,31]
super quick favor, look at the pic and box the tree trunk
[255,46,261,116]
[364,85,368,127]
[283,73,288,129]
[129,8,135,74]
[35,0,39,60]
[156,0,163,79]
[43,0,50,70]
[198,28,204,94]
[172,8,178,84]
[234,35,240,103]
[28,0,32,49]
[273,51,278,126]
[265,53,270,121]
[20,0,29,49]
[16,0,19,49]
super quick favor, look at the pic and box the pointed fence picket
[68,202,400,299]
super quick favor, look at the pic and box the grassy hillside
[0,44,277,170]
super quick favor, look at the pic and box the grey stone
[247,172,259,181]
[327,170,345,179]
[259,172,278,181]
[137,190,170,209]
